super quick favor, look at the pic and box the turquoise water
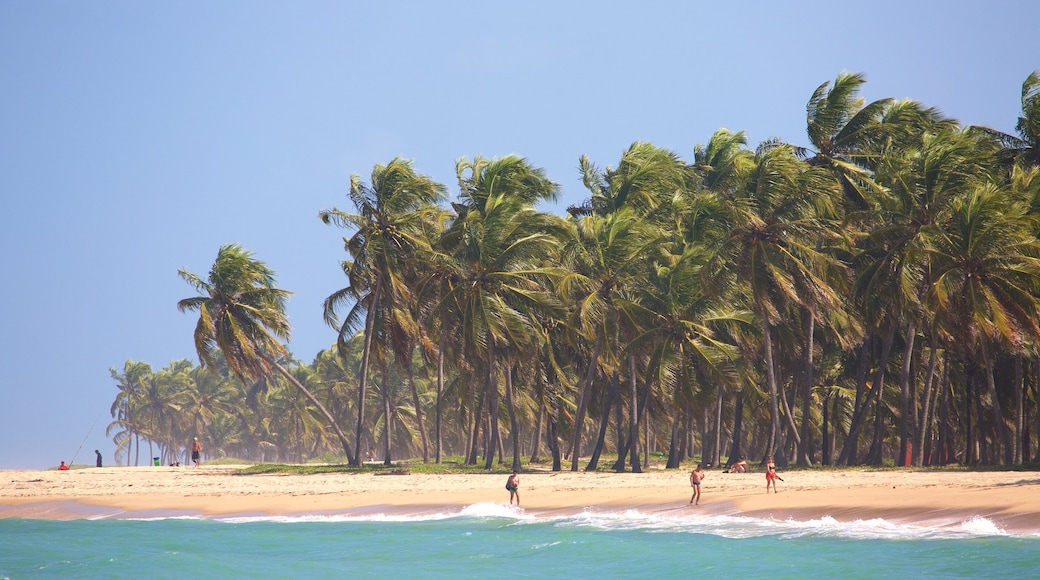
[2,504,1038,579]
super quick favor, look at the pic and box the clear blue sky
[2,1,1036,469]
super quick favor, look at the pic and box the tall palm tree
[559,207,663,471]
[108,360,153,465]
[705,142,845,460]
[803,72,892,208]
[441,154,566,470]
[320,158,446,466]
[922,181,1040,464]
[178,243,355,463]
[628,242,751,468]
[970,70,1040,169]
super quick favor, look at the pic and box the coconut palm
[440,154,566,470]
[627,241,752,468]
[922,181,1040,464]
[320,158,446,466]
[558,207,663,470]
[802,72,892,208]
[705,141,845,460]
[970,70,1040,169]
[107,360,153,465]
[178,243,355,462]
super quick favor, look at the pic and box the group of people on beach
[500,456,779,508]
[689,455,781,505]
[60,439,203,471]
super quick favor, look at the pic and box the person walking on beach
[689,463,705,505]
[506,471,520,505]
[765,456,779,493]
[95,449,103,468]
[192,437,202,468]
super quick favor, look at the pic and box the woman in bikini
[765,455,778,493]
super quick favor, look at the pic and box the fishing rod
[69,410,104,467]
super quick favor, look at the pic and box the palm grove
[108,71,1040,471]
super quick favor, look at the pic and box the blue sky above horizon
[1,1,1037,469]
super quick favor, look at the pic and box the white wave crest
[124,505,1025,539]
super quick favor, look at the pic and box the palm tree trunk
[351,277,382,467]
[505,363,522,472]
[1014,354,1024,464]
[980,339,1013,464]
[726,390,745,466]
[467,373,488,465]
[406,362,429,463]
[712,384,723,467]
[666,411,682,469]
[569,333,604,471]
[914,339,939,466]
[548,398,562,471]
[798,309,814,466]
[628,355,642,473]
[778,381,802,465]
[530,392,544,463]
[484,344,500,471]
[271,360,355,464]
[1035,358,1040,462]
[898,321,916,466]
[382,365,392,466]
[436,323,447,464]
[586,373,617,471]
[936,356,952,465]
[761,321,782,459]
[841,323,896,465]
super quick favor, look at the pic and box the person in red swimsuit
[58,461,69,470]
[765,456,778,493]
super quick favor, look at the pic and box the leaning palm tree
[108,360,153,465]
[970,70,1040,169]
[705,141,845,460]
[922,181,1040,464]
[320,158,446,466]
[441,154,566,470]
[178,243,355,463]
[802,72,892,208]
[558,207,663,471]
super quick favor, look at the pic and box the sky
[2,1,1037,469]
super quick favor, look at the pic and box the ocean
[2,503,1037,579]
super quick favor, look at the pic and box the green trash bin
[153,457,160,466]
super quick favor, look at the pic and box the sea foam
[110,502,1025,540]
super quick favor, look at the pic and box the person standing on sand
[192,437,202,467]
[689,463,705,505]
[95,449,103,467]
[59,461,69,470]
[506,471,520,505]
[765,456,779,493]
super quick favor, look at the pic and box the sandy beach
[3,465,1039,534]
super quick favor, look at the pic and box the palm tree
[440,154,566,470]
[559,207,663,471]
[628,242,751,468]
[108,360,152,465]
[563,143,687,471]
[970,70,1040,169]
[705,141,845,461]
[847,126,990,465]
[802,72,893,208]
[320,158,446,466]
[178,243,355,463]
[922,181,1040,464]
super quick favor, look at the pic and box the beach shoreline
[3,466,1039,535]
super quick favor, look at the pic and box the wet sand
[2,465,1039,534]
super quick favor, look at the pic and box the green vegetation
[110,70,1040,473]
